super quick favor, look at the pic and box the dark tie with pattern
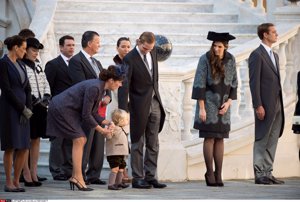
[90,57,100,77]
[143,54,152,77]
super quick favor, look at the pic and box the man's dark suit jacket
[68,50,111,98]
[249,44,285,141]
[68,51,102,82]
[118,47,166,143]
[45,55,72,97]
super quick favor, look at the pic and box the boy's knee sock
[115,171,124,185]
[108,172,117,186]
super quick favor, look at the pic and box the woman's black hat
[207,31,236,42]
[26,37,44,49]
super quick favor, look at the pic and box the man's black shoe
[132,179,152,189]
[53,174,69,181]
[269,176,284,184]
[255,176,272,185]
[147,179,167,188]
[88,178,106,185]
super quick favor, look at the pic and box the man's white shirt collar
[261,42,272,54]
[81,49,93,63]
[60,53,71,65]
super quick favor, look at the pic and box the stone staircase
[53,0,258,69]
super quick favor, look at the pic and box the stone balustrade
[155,23,300,180]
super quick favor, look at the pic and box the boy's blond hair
[111,109,129,126]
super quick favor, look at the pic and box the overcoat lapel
[133,48,152,81]
[79,51,98,78]
[259,45,278,76]
[5,56,27,87]
[57,55,69,74]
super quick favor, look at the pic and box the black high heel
[69,177,93,191]
[214,172,224,187]
[204,173,217,187]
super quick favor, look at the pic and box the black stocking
[213,138,224,183]
[203,138,215,183]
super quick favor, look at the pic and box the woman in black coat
[0,35,32,192]
[192,32,237,187]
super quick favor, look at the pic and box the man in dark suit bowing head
[119,31,166,189]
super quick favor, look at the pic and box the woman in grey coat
[192,31,237,187]
[46,65,125,191]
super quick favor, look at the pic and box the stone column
[231,61,242,121]
[240,60,253,115]
[256,0,265,13]
[244,0,254,7]
[275,42,287,98]
[284,36,295,96]
[182,78,194,141]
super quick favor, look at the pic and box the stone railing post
[157,70,188,181]
[244,0,254,7]
[274,41,288,98]
[256,0,266,13]
[181,78,194,141]
[292,32,300,92]
[240,60,253,115]
[231,61,242,121]
[284,36,295,96]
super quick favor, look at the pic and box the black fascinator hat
[26,37,44,49]
[207,31,236,42]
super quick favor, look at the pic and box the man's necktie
[269,50,277,71]
[143,54,152,76]
[90,57,100,77]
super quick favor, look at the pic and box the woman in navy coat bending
[0,35,33,192]
[46,65,124,191]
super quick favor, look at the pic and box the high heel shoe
[69,177,93,191]
[204,173,217,187]
[214,172,224,187]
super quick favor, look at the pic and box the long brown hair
[209,41,228,80]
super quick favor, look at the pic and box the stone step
[59,0,213,2]
[55,32,256,45]
[57,0,214,13]
[55,10,238,23]
[70,42,238,57]
[91,54,201,69]
[54,21,258,34]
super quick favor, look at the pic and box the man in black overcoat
[119,31,166,189]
